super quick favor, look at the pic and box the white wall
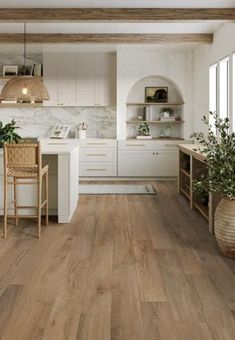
[116,47,194,140]
[193,23,235,133]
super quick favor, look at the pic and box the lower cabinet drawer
[80,147,116,162]
[80,162,117,177]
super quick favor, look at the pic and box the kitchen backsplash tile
[0,106,116,139]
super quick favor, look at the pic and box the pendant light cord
[24,22,26,74]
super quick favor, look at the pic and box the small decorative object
[137,115,143,121]
[33,64,42,76]
[137,122,152,139]
[3,65,18,77]
[159,128,165,138]
[145,87,168,103]
[163,125,171,138]
[0,119,21,147]
[78,122,88,140]
[191,112,235,258]
[160,107,176,122]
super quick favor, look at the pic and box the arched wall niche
[126,75,184,104]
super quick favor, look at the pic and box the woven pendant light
[1,23,49,103]
[1,76,49,102]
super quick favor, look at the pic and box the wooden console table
[178,144,221,234]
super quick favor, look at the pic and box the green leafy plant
[137,122,150,136]
[191,112,235,199]
[0,119,21,147]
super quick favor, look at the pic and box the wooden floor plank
[76,313,110,340]
[133,240,167,302]
[142,302,179,340]
[111,265,144,340]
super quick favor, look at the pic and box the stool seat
[7,165,48,178]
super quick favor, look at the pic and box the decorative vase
[215,198,235,258]
[79,129,86,140]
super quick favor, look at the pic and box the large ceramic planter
[215,198,235,258]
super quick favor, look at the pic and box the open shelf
[180,168,190,178]
[0,103,43,108]
[194,201,209,221]
[180,187,190,200]
[126,102,184,106]
[126,120,185,124]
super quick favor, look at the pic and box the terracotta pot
[215,198,235,258]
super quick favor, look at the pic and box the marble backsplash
[0,106,117,139]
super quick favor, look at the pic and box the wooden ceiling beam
[0,33,213,44]
[0,8,234,22]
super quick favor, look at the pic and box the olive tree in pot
[191,112,235,257]
[0,120,21,147]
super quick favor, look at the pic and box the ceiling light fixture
[1,23,49,103]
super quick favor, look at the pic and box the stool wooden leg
[3,176,7,239]
[45,171,49,226]
[38,179,42,238]
[14,177,18,226]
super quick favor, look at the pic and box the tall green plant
[0,119,21,147]
[191,112,235,199]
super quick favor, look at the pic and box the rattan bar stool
[3,142,49,238]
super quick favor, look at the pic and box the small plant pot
[215,198,235,258]
[79,129,86,140]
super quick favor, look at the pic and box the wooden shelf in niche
[126,102,184,106]
[126,120,185,124]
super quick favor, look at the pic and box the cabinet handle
[86,168,106,171]
[86,154,107,156]
[87,142,107,145]
[126,144,145,147]
[165,144,177,147]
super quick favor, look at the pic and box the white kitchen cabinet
[43,53,116,107]
[94,53,116,106]
[43,54,58,106]
[118,151,156,177]
[78,139,117,177]
[156,151,178,177]
[118,140,183,177]
[57,55,77,106]
[76,54,94,106]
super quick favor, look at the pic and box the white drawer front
[118,141,152,150]
[80,162,117,177]
[78,139,117,148]
[80,147,116,162]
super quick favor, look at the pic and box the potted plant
[136,122,152,139]
[0,119,21,147]
[191,112,235,257]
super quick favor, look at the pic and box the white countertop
[0,139,79,156]
[40,139,79,155]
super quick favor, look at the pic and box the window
[209,63,217,133]
[219,56,229,120]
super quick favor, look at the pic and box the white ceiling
[0,0,234,8]
[0,22,226,34]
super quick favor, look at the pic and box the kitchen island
[0,139,79,223]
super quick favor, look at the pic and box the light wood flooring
[0,181,235,340]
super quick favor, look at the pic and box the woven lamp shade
[1,76,49,101]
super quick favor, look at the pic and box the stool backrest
[3,142,41,173]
